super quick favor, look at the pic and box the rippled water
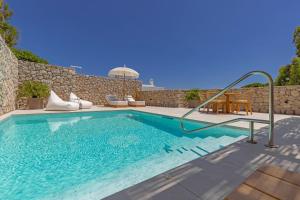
[0,110,247,200]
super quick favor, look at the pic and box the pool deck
[1,106,300,200]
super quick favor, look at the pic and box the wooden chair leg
[233,103,237,114]
[230,103,235,113]
[235,103,238,113]
[249,103,253,115]
[246,104,249,115]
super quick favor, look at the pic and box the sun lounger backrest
[125,95,135,102]
[50,90,65,103]
[70,92,80,102]
[106,95,118,102]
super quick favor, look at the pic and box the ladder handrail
[179,71,276,148]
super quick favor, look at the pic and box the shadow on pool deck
[104,117,300,200]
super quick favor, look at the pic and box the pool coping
[0,108,249,132]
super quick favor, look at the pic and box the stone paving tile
[104,174,200,200]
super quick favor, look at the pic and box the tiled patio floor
[1,106,299,200]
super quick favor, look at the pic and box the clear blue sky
[7,0,300,89]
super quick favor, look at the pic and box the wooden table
[224,93,239,113]
[205,92,238,114]
[225,165,300,200]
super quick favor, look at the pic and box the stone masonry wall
[136,90,187,107]
[0,36,18,115]
[17,60,141,108]
[73,75,141,105]
[237,86,300,115]
[1,39,299,115]
[138,86,300,115]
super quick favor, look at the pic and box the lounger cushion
[125,95,145,106]
[105,95,128,106]
[46,91,79,111]
[128,101,145,106]
[126,96,135,102]
[69,92,93,109]
[80,100,93,109]
[106,95,119,101]
[109,101,128,106]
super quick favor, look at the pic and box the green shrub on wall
[18,81,50,98]
[11,48,48,64]
[185,89,201,101]
[242,82,268,88]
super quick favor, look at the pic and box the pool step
[171,135,246,157]
[217,135,246,147]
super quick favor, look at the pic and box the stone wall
[73,75,141,105]
[138,86,300,115]
[136,90,187,107]
[17,60,141,108]
[18,60,76,101]
[240,86,300,115]
[0,37,18,115]
[1,35,299,115]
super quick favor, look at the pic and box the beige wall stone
[0,36,18,115]
[136,90,187,107]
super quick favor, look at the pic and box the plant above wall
[242,82,268,88]
[11,48,48,64]
[185,89,202,108]
[0,0,18,47]
[185,89,201,101]
[18,81,50,98]
[0,0,48,63]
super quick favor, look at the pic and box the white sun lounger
[105,95,128,107]
[45,90,79,111]
[125,95,145,107]
[69,92,93,109]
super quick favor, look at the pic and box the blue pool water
[0,110,247,200]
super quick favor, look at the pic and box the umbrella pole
[123,73,125,100]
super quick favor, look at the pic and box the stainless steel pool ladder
[179,71,278,148]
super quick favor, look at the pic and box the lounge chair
[105,95,128,107]
[125,95,145,107]
[69,92,93,109]
[45,90,79,111]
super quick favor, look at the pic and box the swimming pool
[0,110,247,200]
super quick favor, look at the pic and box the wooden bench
[224,165,300,200]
